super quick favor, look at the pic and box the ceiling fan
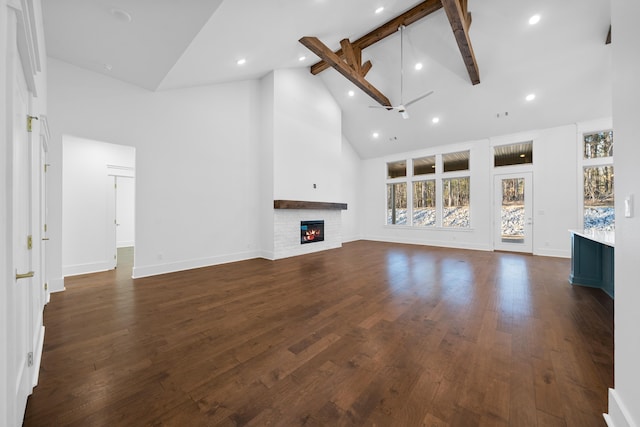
[369,25,433,119]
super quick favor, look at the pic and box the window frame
[579,129,614,231]
[385,149,473,229]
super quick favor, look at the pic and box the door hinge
[114,254,117,260]
[44,282,48,291]
[27,352,33,367]
[27,235,33,250]
[44,163,50,172]
[44,223,47,232]
[27,115,38,132]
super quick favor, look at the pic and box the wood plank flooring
[23,241,613,426]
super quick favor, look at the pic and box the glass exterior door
[494,173,533,253]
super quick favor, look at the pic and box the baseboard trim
[132,250,262,279]
[49,277,65,293]
[63,261,112,277]
[32,325,45,387]
[605,388,637,427]
[364,235,493,252]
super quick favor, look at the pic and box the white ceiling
[42,0,612,159]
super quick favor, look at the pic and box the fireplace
[300,220,324,244]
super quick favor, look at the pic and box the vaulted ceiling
[42,0,612,159]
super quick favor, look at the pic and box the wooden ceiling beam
[299,36,392,107]
[441,0,480,85]
[310,0,443,75]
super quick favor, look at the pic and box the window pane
[387,160,407,178]
[442,177,470,228]
[413,180,436,226]
[584,131,613,159]
[413,156,436,176]
[494,142,533,167]
[500,178,525,243]
[584,166,614,231]
[443,151,469,172]
[387,183,407,225]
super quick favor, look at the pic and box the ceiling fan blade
[403,90,434,108]
[369,105,398,110]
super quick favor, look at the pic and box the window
[387,183,407,225]
[583,166,614,231]
[413,156,436,176]
[584,131,613,159]
[494,141,533,167]
[442,177,470,228]
[582,130,614,231]
[413,180,436,226]
[443,151,469,172]
[385,150,471,227]
[387,160,406,179]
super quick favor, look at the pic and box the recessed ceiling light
[520,154,526,158]
[375,7,384,14]
[414,62,423,71]
[432,117,440,124]
[348,90,355,97]
[298,55,306,62]
[372,132,380,138]
[236,58,246,66]
[529,14,541,25]
[110,8,132,23]
[525,93,536,101]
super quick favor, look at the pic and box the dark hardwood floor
[23,241,613,426]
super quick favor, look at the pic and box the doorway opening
[62,136,135,276]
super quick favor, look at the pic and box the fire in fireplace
[300,220,324,244]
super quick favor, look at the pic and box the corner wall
[607,0,640,425]
[47,58,263,282]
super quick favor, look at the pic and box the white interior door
[115,176,135,248]
[494,172,533,253]
[40,138,49,303]
[10,27,35,422]
[107,175,117,269]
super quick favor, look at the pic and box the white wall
[361,139,493,252]
[341,136,362,242]
[48,58,263,281]
[360,123,590,258]
[62,136,135,275]
[258,72,275,259]
[272,68,342,202]
[608,1,640,425]
[1,1,9,422]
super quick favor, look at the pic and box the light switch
[625,195,633,218]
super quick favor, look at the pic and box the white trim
[63,261,113,277]
[365,235,493,252]
[107,164,135,178]
[132,250,262,279]
[48,277,65,293]
[8,0,40,95]
[605,389,638,427]
[39,114,50,151]
[31,326,44,387]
